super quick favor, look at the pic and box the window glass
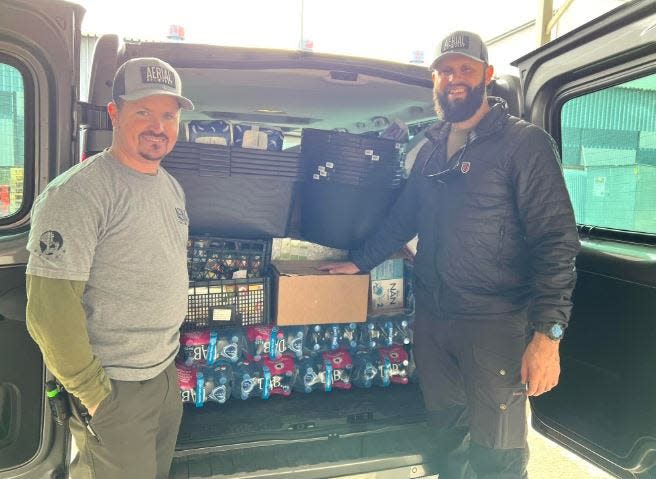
[561,74,656,234]
[0,63,25,218]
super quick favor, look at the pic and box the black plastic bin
[187,236,271,281]
[164,142,301,239]
[300,129,404,249]
[183,236,272,330]
[183,277,270,330]
[301,181,402,250]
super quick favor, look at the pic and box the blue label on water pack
[325,361,333,392]
[331,325,339,350]
[262,366,271,400]
[195,372,205,408]
[207,331,218,366]
[269,327,279,360]
[382,357,391,387]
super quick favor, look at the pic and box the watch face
[550,323,564,340]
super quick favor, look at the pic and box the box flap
[272,260,344,277]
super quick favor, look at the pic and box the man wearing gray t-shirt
[26,57,194,479]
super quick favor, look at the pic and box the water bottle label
[195,372,205,408]
[207,331,218,366]
[262,367,271,400]
[325,361,333,392]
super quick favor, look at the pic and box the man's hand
[317,262,361,275]
[87,402,100,417]
[521,332,561,396]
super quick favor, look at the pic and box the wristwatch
[533,322,565,341]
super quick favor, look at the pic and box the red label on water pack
[262,356,295,396]
[176,362,200,402]
[323,349,353,390]
[378,345,410,384]
[180,330,210,346]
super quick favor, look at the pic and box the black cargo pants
[68,360,183,479]
[413,294,530,479]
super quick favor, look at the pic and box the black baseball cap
[430,31,488,70]
[112,57,194,110]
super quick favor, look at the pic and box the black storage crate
[187,237,271,281]
[164,142,302,239]
[184,277,270,330]
[299,129,405,249]
[184,237,271,329]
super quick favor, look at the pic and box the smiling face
[432,54,494,123]
[107,94,181,173]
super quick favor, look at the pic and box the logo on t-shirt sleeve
[175,208,189,225]
[38,230,65,257]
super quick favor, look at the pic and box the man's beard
[138,132,169,161]
[434,79,486,123]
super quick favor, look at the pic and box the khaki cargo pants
[68,361,182,479]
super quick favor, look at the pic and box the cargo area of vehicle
[173,383,436,478]
[177,382,426,449]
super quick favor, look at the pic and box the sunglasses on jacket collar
[421,145,468,184]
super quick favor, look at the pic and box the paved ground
[527,404,614,479]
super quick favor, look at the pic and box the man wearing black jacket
[322,31,580,479]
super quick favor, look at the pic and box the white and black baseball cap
[112,57,194,110]
[430,31,488,71]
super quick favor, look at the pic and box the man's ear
[485,64,495,85]
[431,70,438,86]
[107,101,118,128]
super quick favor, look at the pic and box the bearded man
[321,31,581,479]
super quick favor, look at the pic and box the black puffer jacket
[352,98,580,326]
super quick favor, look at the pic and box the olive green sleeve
[26,274,111,409]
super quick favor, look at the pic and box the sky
[74,0,626,65]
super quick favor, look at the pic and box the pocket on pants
[89,380,117,427]
[470,344,527,449]
[472,344,521,387]
[471,383,527,449]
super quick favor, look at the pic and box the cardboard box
[272,260,369,326]
[369,258,405,312]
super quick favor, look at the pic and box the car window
[561,73,656,234]
[0,62,25,219]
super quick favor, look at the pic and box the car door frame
[0,0,84,477]
[512,0,656,477]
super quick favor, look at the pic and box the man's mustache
[140,132,168,139]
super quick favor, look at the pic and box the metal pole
[547,0,576,34]
[299,0,305,50]
[536,0,554,46]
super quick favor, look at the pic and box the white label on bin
[320,170,327,176]
[365,149,374,156]
[233,269,248,279]
[326,162,334,168]
[195,137,228,146]
[313,174,320,180]
[211,307,233,322]
[372,155,380,161]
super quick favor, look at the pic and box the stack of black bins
[300,129,404,250]
[163,142,301,238]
